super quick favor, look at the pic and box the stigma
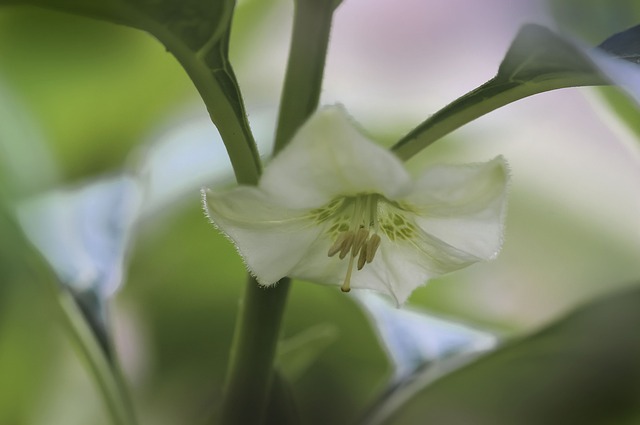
[326,194,382,292]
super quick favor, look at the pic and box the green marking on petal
[314,193,420,277]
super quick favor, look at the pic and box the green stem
[391,75,603,161]
[274,0,336,154]
[130,6,262,185]
[56,291,137,425]
[220,277,292,424]
[219,1,336,423]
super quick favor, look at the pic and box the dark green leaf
[2,0,233,54]
[599,24,640,64]
[392,24,633,160]
[378,286,640,425]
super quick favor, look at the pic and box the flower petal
[16,175,141,298]
[405,156,509,261]
[287,231,350,285]
[352,229,481,305]
[202,187,322,285]
[259,106,411,209]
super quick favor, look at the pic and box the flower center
[311,194,418,293]
[322,194,382,293]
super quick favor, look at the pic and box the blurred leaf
[354,293,497,383]
[497,25,599,81]
[597,86,640,139]
[379,285,640,425]
[0,0,233,52]
[276,324,339,383]
[392,24,640,160]
[0,201,66,425]
[589,26,640,105]
[136,107,275,217]
[263,371,302,425]
[582,26,640,142]
[16,175,141,298]
[0,9,195,180]
[548,0,640,44]
[599,24,640,63]
[549,0,640,143]
[354,293,497,425]
[0,81,59,197]
[16,175,142,355]
[1,0,261,184]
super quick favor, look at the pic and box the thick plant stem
[274,0,336,154]
[220,277,292,424]
[132,8,262,185]
[219,1,336,424]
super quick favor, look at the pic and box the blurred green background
[1,0,640,424]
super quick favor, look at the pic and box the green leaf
[548,0,640,44]
[593,25,640,141]
[354,293,498,425]
[263,371,302,425]
[391,24,627,161]
[599,24,640,63]
[375,286,640,425]
[276,324,339,383]
[0,201,136,425]
[0,81,59,197]
[16,175,142,358]
[497,24,600,80]
[548,2,640,145]
[1,0,261,184]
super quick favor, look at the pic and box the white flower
[203,106,509,304]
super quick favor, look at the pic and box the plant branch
[219,0,337,423]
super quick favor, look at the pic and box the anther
[351,227,370,257]
[328,232,350,257]
[357,246,367,270]
[338,231,355,259]
[366,234,381,263]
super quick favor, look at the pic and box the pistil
[341,254,355,292]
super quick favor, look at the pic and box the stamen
[351,227,369,256]
[357,246,367,270]
[338,231,355,259]
[325,195,384,293]
[328,231,350,257]
[366,234,382,263]
[341,253,356,292]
